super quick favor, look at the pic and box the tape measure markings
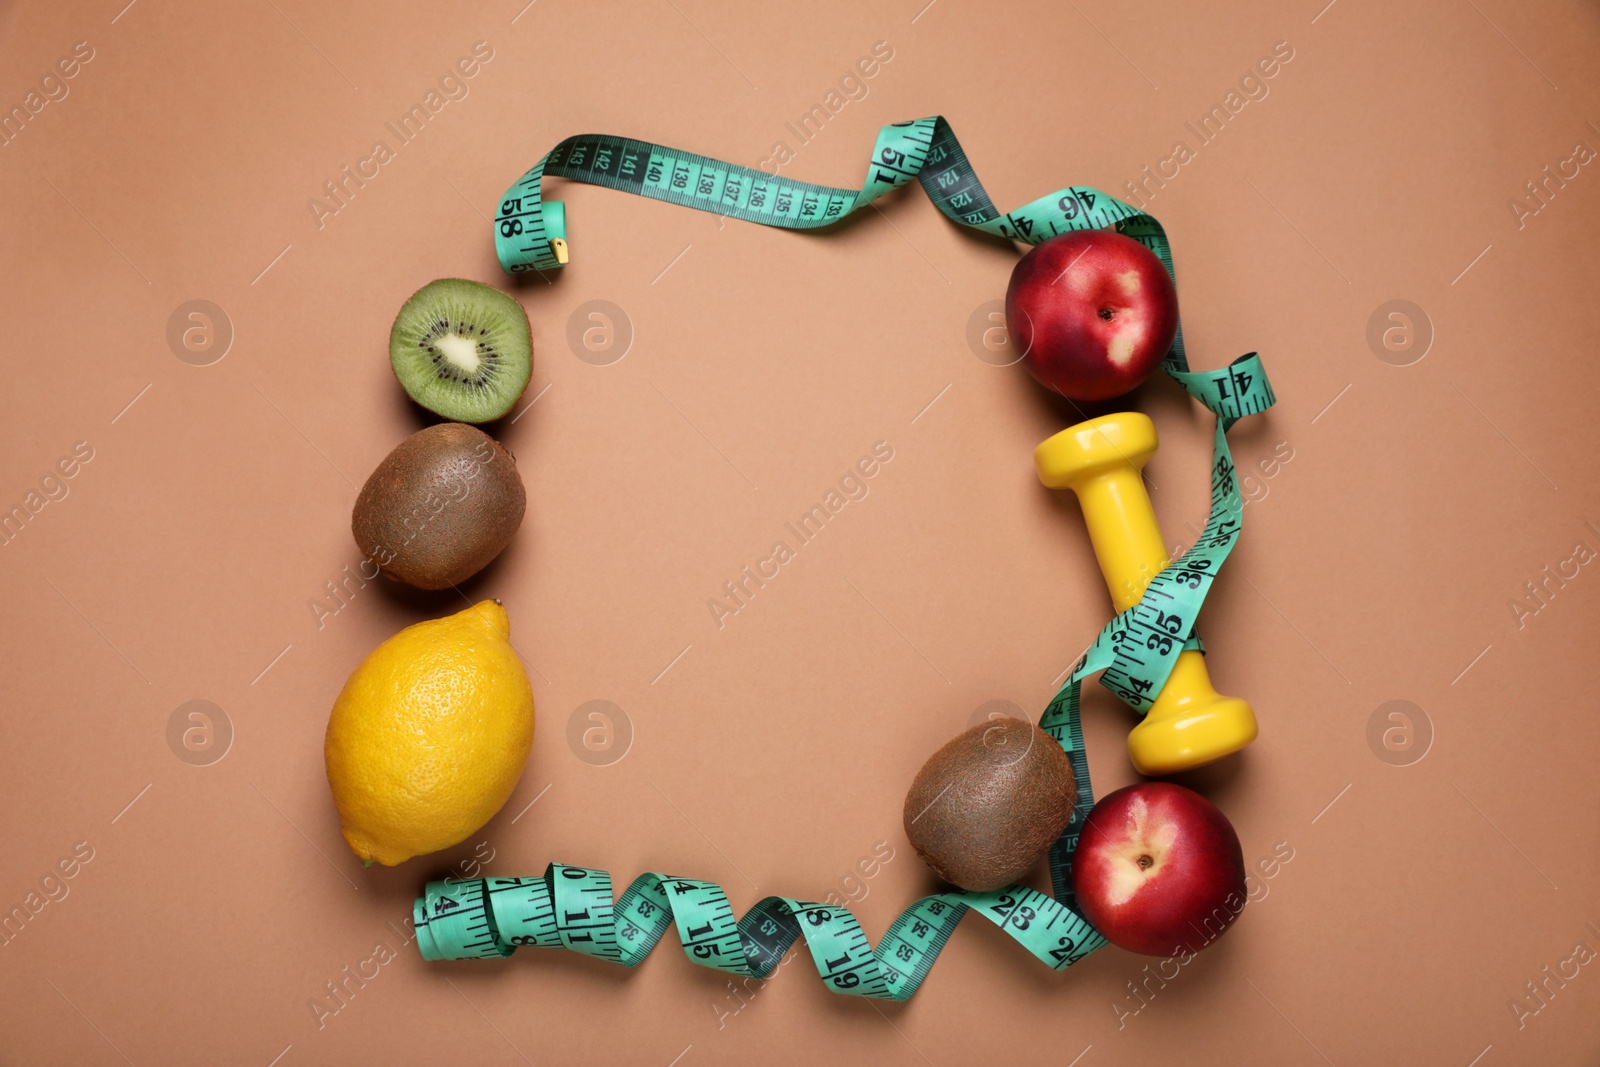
[417,865,1109,1001]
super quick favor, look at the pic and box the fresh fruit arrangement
[323,278,535,869]
[900,219,1254,960]
[320,117,1273,998]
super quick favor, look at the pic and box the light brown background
[4,0,1599,1063]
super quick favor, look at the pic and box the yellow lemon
[325,599,534,866]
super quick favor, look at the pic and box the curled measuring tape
[415,119,1276,997]
[415,867,1104,1000]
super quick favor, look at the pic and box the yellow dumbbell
[1035,412,1257,775]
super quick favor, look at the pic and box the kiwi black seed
[902,717,1078,892]
[352,422,526,590]
[389,278,532,423]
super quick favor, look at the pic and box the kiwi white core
[435,333,482,375]
[389,278,533,423]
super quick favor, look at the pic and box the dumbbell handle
[1035,413,1257,775]
[1074,467,1172,613]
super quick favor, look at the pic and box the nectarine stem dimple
[1137,855,1153,869]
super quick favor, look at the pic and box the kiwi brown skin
[903,717,1077,892]
[352,423,526,590]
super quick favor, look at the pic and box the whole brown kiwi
[902,716,1077,892]
[352,423,526,590]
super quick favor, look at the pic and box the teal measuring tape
[416,119,1276,997]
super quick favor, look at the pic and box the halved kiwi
[389,278,532,423]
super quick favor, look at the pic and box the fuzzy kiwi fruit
[389,278,532,423]
[352,423,526,590]
[903,717,1077,892]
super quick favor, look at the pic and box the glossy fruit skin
[1071,782,1246,956]
[324,600,534,866]
[1005,230,1179,402]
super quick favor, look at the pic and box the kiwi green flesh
[389,278,532,423]
[351,422,526,590]
[902,717,1077,892]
